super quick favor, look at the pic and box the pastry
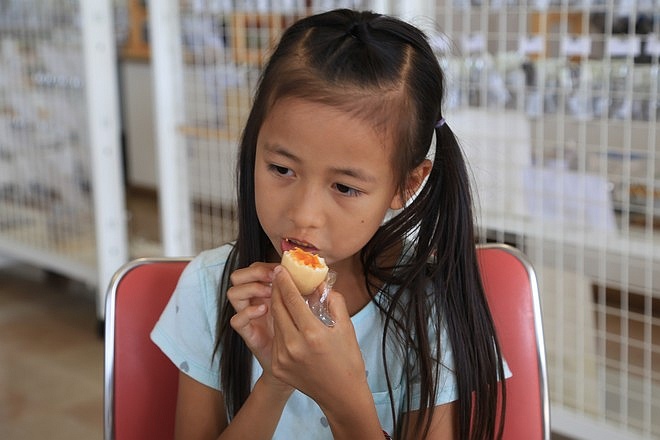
[280,247,329,295]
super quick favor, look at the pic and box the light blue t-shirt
[151,244,459,438]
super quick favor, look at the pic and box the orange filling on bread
[287,247,324,269]
[281,247,329,295]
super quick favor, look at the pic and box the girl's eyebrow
[263,142,377,183]
[329,165,377,183]
[263,143,301,163]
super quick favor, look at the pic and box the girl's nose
[287,186,325,229]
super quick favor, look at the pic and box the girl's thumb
[326,290,350,322]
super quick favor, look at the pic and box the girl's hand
[227,263,279,374]
[269,265,368,410]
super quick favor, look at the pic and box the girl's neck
[328,254,372,316]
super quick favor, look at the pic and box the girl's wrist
[257,373,294,401]
[318,383,383,439]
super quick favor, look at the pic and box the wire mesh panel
[0,0,128,317]
[434,0,659,438]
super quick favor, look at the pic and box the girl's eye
[334,183,361,197]
[269,164,293,177]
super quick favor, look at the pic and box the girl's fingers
[325,290,350,322]
[230,262,276,286]
[230,304,268,347]
[228,283,271,312]
[230,304,268,331]
[271,266,317,333]
[269,270,366,402]
[227,262,277,311]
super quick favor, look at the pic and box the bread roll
[280,247,329,295]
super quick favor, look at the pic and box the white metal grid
[433,0,659,438]
[0,0,129,318]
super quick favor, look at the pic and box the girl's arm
[320,387,458,440]
[173,360,458,440]
[174,371,293,440]
[173,372,226,440]
[400,401,458,440]
[218,375,292,439]
[315,383,385,440]
[174,262,295,440]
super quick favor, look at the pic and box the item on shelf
[121,0,149,60]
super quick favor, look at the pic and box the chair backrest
[477,243,550,440]
[104,246,549,440]
[104,257,191,440]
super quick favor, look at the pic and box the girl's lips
[281,238,319,254]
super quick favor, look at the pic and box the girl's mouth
[282,238,318,254]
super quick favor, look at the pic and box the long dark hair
[216,9,506,439]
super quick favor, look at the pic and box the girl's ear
[390,159,433,210]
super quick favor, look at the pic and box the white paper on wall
[450,108,532,219]
[523,167,617,232]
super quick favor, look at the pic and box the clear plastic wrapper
[305,270,336,327]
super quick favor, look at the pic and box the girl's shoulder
[191,242,235,270]
[175,242,235,294]
[185,242,235,274]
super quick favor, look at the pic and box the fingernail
[272,265,283,276]
[267,267,278,282]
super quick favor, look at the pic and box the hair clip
[435,117,446,128]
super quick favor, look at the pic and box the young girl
[152,8,507,440]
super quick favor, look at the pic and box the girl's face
[254,97,404,271]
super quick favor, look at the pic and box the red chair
[104,244,549,439]
[104,257,191,440]
[477,243,550,440]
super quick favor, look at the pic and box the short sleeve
[150,245,233,390]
